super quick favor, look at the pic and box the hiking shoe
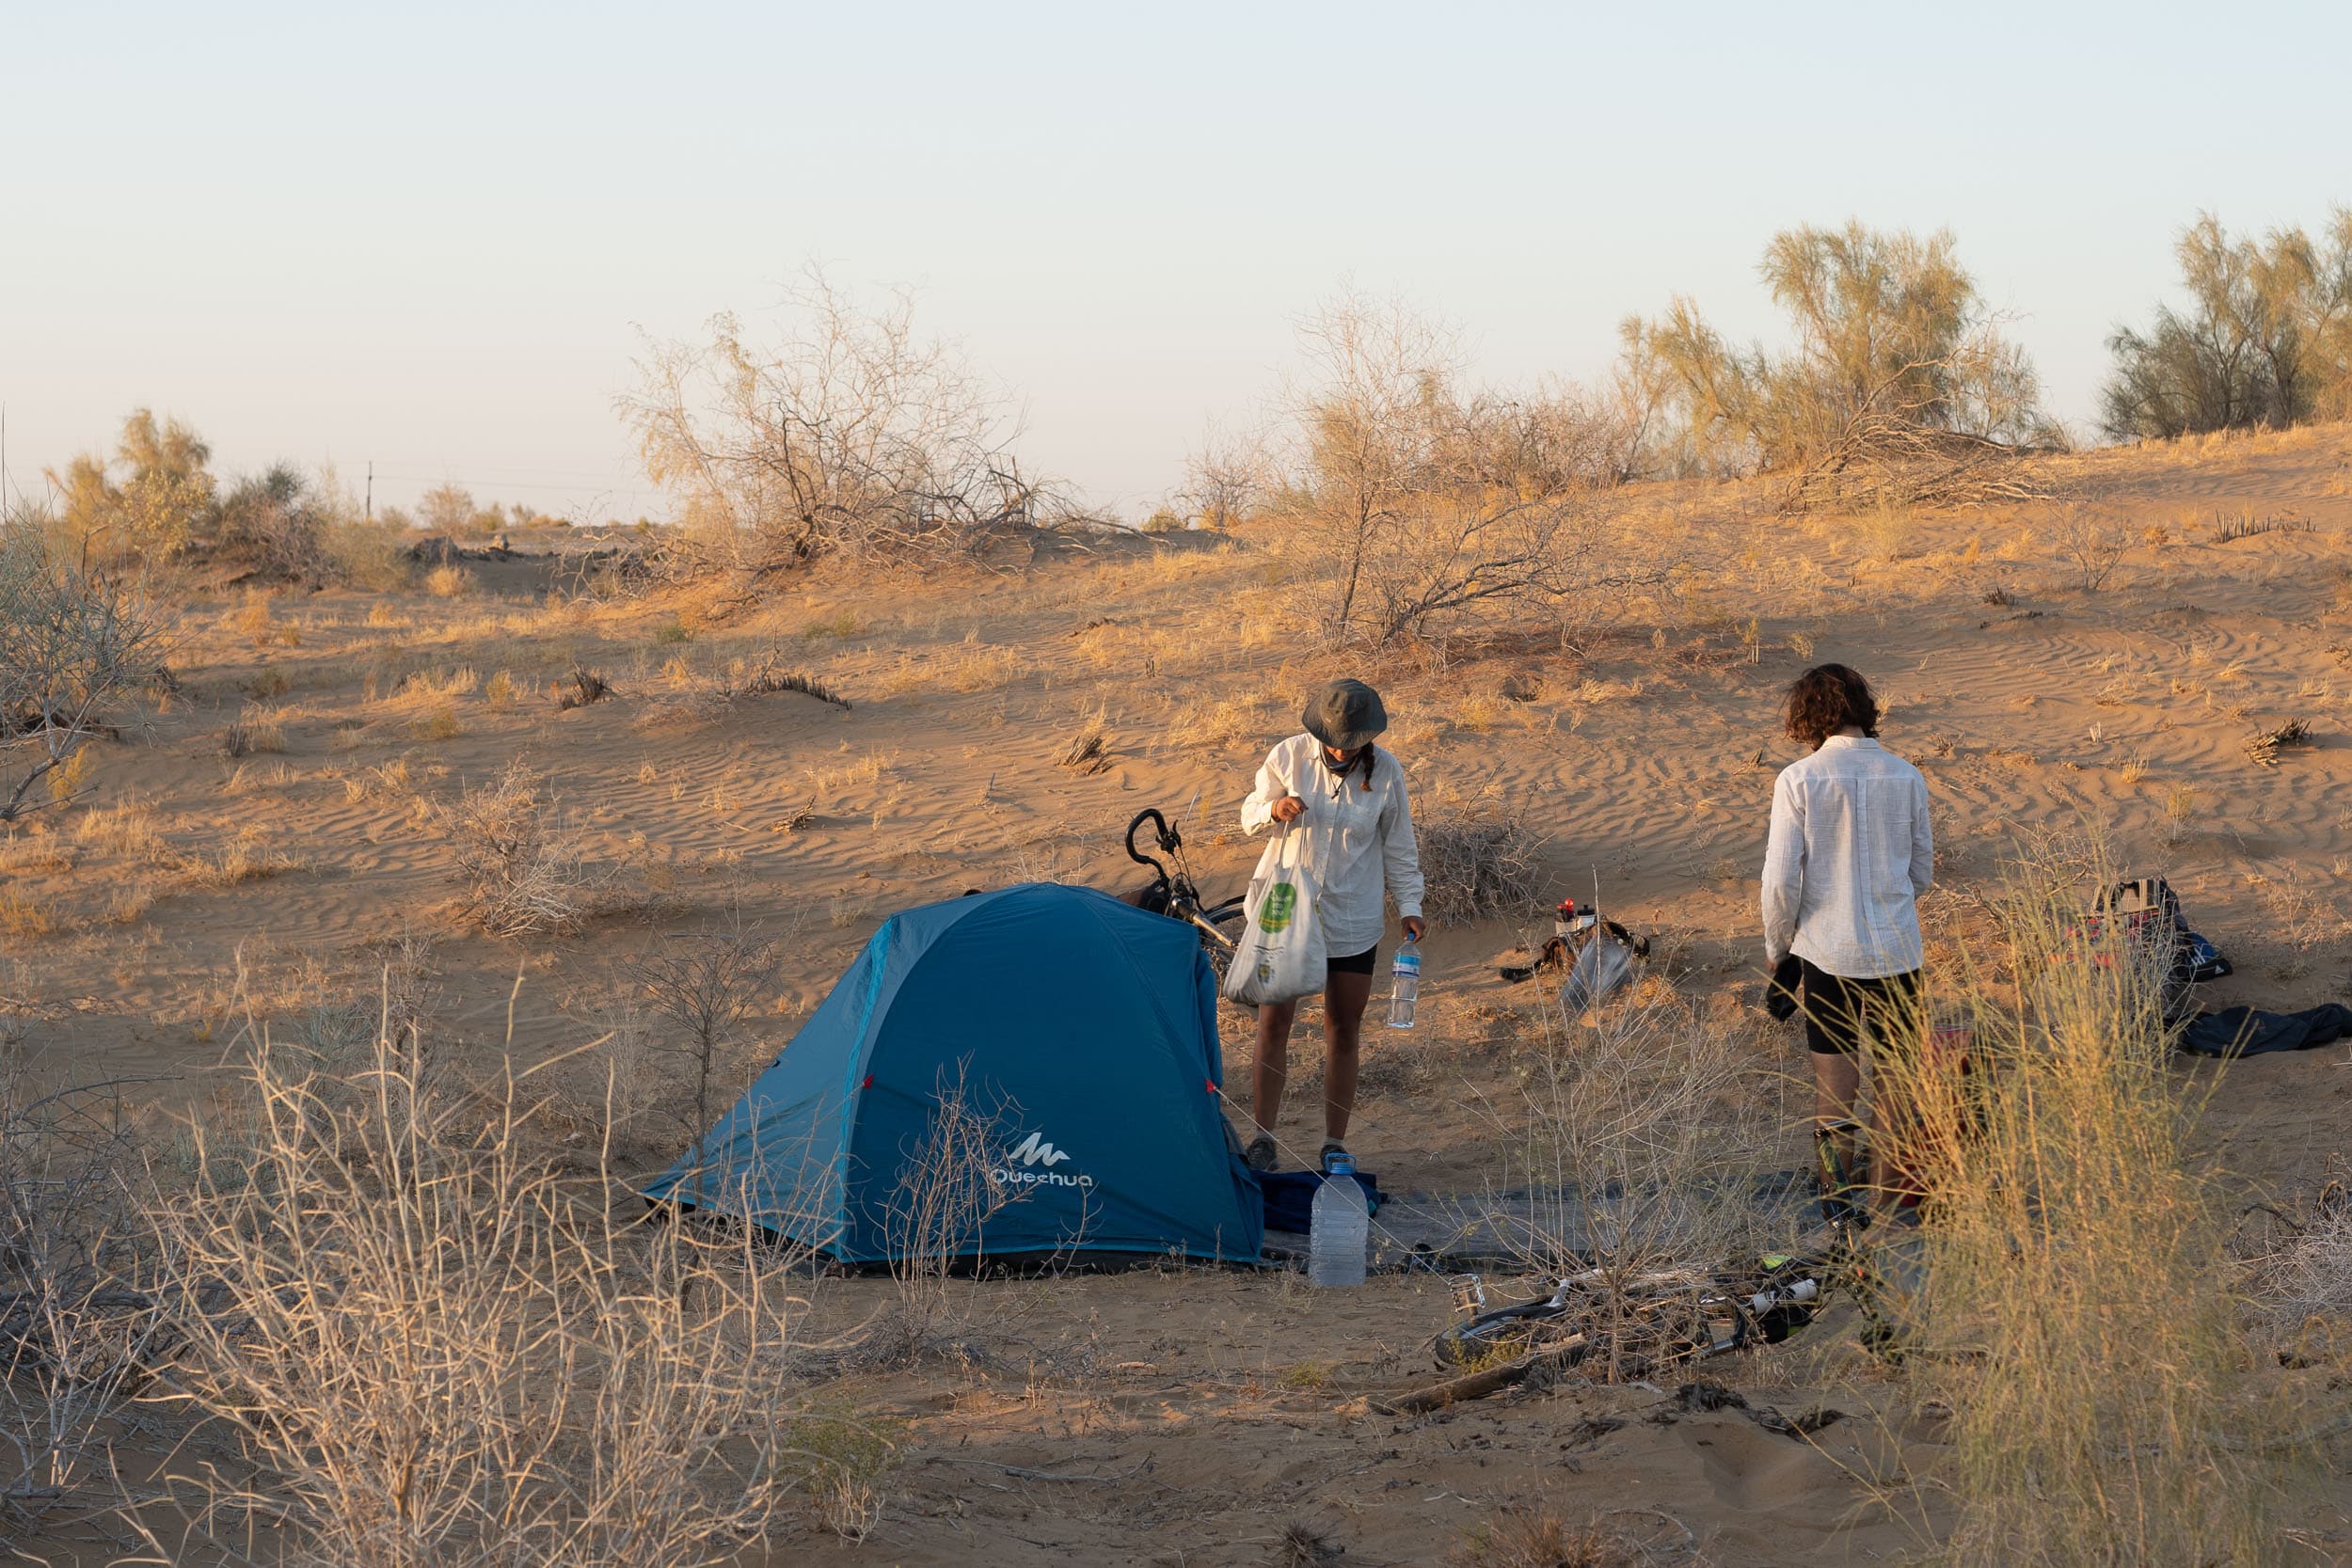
[1243,1132,1278,1172]
[1319,1140,1350,1171]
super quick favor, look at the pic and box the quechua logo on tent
[992,1131,1094,1190]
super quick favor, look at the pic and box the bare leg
[1252,999,1299,1134]
[1322,971,1374,1143]
[1812,1051,1862,1184]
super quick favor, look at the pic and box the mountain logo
[1006,1131,1071,1168]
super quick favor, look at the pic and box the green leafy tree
[2102,209,2352,439]
[1625,222,2051,481]
[46,408,216,559]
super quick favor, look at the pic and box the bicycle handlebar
[1124,808,1177,874]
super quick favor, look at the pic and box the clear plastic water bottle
[1308,1152,1369,1288]
[1385,939,1421,1031]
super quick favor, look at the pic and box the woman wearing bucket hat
[1236,678,1426,1172]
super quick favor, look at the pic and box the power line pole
[365,460,373,521]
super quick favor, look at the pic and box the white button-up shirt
[1761,735,1932,979]
[1241,734,1425,958]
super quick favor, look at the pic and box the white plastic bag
[1223,823,1327,1006]
[1561,925,1638,1015]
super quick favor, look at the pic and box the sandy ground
[11,425,2352,1562]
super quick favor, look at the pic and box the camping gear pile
[2070,876,2231,1026]
[2061,875,2352,1058]
[1500,897,1651,1009]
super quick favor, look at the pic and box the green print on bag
[1256,880,1299,933]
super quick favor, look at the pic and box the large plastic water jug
[1308,1153,1368,1288]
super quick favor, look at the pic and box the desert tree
[0,505,169,821]
[1177,422,1269,530]
[212,463,333,582]
[1626,222,2058,509]
[2102,208,2352,439]
[1271,291,1662,645]
[622,268,1057,580]
[417,483,479,537]
[45,407,216,563]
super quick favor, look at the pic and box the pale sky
[5,1,2347,521]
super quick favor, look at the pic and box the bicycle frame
[1126,808,1244,957]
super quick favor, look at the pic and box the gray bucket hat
[1302,678,1388,751]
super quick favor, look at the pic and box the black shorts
[1327,944,1380,977]
[1800,959,1922,1057]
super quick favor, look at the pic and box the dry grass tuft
[2211,508,2313,544]
[1451,1507,1645,1568]
[1057,711,1110,774]
[408,701,464,741]
[1273,1520,1343,1566]
[1873,844,2277,1566]
[422,562,475,597]
[719,654,849,710]
[0,887,59,939]
[220,707,287,758]
[75,795,161,858]
[174,826,303,888]
[554,666,614,711]
[1416,811,1546,923]
[2244,717,2312,768]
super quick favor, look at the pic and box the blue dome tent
[645,883,1263,1264]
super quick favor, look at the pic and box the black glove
[1763,955,1803,1022]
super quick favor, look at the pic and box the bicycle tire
[1204,906,1247,992]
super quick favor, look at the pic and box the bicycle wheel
[1203,903,1247,992]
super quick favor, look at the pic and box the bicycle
[1122,807,1248,990]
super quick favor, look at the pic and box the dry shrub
[1268,293,1662,646]
[1873,845,2275,1566]
[865,1068,1025,1365]
[625,925,779,1154]
[0,1062,166,1533]
[140,1028,819,1567]
[0,512,170,823]
[1416,811,1545,923]
[1489,989,1781,1381]
[431,760,611,938]
[2051,502,2126,592]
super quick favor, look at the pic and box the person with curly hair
[1762,662,1932,1213]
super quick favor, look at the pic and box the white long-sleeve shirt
[1241,734,1424,957]
[1761,735,1932,978]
